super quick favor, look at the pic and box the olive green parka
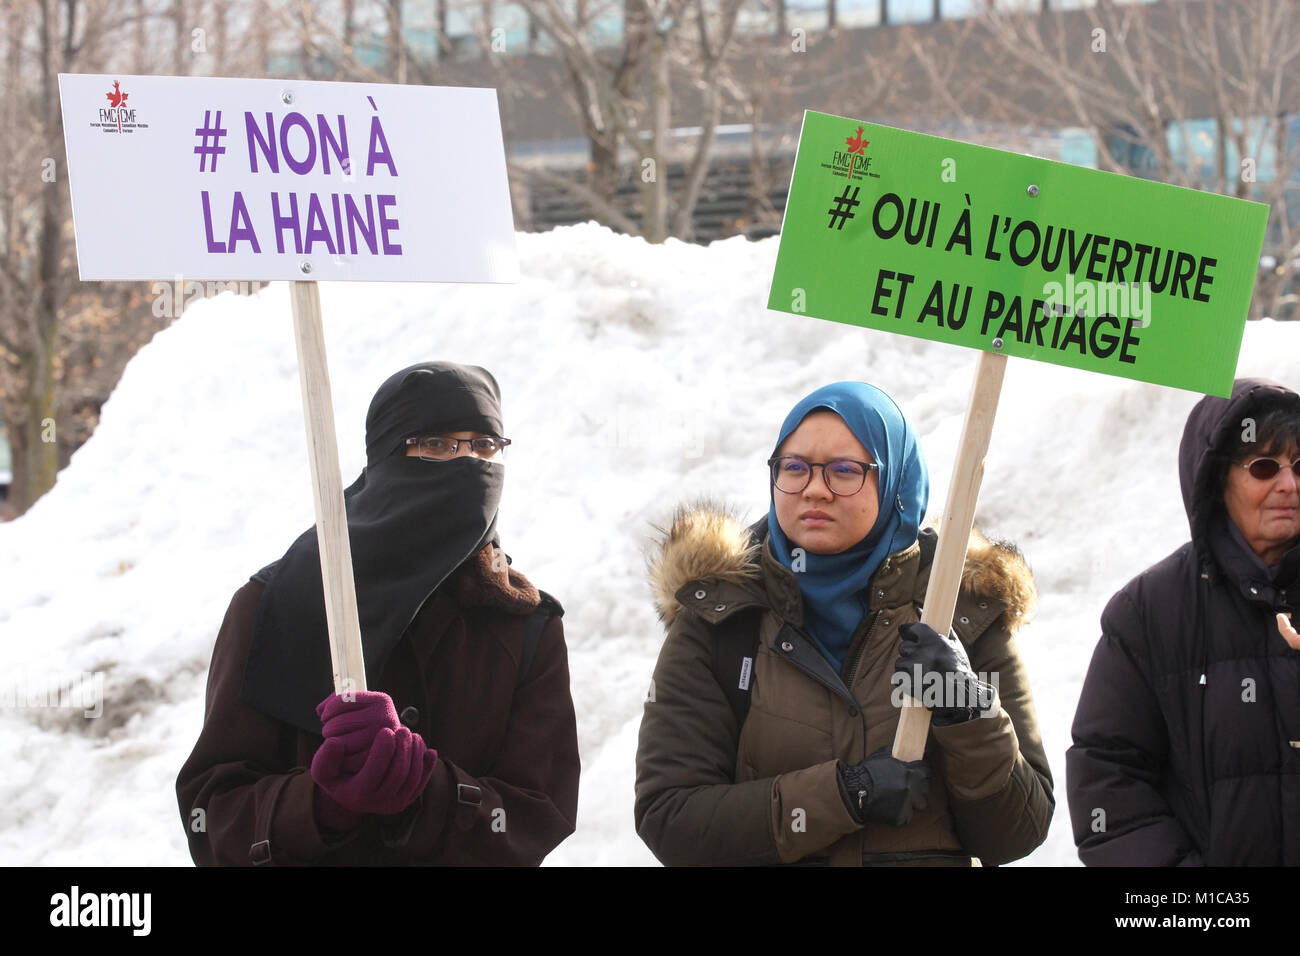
[635,504,1054,866]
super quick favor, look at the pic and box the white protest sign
[58,73,517,282]
[59,73,521,696]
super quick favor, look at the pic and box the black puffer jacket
[1066,378,1300,866]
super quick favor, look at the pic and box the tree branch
[510,161,642,235]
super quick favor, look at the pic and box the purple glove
[315,691,403,769]
[312,726,438,817]
[311,691,397,830]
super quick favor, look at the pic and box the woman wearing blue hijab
[636,381,1053,866]
[765,382,930,671]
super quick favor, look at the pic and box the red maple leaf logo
[106,82,128,108]
[845,126,868,155]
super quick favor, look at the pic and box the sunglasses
[1236,456,1300,481]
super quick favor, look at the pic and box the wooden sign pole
[288,280,368,695]
[893,349,1007,761]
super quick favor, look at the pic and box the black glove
[836,746,931,827]
[894,622,998,727]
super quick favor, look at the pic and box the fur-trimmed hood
[649,501,1036,634]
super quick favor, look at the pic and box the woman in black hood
[176,361,580,866]
[1066,376,1300,866]
[243,361,513,732]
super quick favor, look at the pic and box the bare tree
[501,0,759,241]
[505,0,655,232]
[0,0,276,515]
[981,0,1300,320]
[263,0,749,240]
[0,0,89,513]
[663,0,746,240]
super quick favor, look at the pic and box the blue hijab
[766,382,929,672]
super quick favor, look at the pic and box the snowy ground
[0,222,1295,866]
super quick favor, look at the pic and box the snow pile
[0,221,1295,866]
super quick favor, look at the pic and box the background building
[1,0,1295,515]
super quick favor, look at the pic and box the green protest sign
[767,111,1269,397]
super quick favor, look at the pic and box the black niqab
[241,362,506,733]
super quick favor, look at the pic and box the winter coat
[635,505,1053,866]
[175,544,580,866]
[1066,379,1300,866]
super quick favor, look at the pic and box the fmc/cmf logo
[92,81,148,134]
[821,125,879,182]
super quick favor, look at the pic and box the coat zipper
[843,612,878,866]
[841,610,879,693]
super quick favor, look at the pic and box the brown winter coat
[176,544,580,865]
[635,505,1054,866]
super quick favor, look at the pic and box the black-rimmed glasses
[768,456,879,496]
[405,436,511,461]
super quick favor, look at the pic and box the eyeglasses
[405,436,511,461]
[1236,456,1300,481]
[768,456,879,496]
